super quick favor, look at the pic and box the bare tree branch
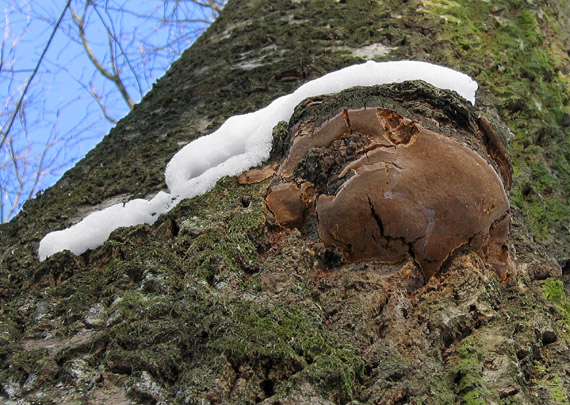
[0,0,71,151]
[70,3,135,109]
[89,81,118,123]
[176,0,224,16]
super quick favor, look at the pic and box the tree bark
[1,0,569,403]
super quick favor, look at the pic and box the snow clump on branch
[38,60,478,260]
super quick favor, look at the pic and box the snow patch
[350,43,396,59]
[38,60,478,260]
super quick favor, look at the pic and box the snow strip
[39,60,478,260]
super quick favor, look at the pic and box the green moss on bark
[543,278,570,330]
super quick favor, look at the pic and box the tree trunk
[1,0,569,403]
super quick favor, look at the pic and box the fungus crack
[343,109,352,133]
[367,196,385,236]
[489,210,510,230]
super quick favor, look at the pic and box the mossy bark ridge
[1,0,569,403]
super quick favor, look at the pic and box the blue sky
[0,0,220,221]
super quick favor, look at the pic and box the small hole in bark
[395,395,410,404]
[541,330,557,345]
[522,183,532,197]
[323,248,343,267]
[387,370,405,382]
[378,324,388,338]
[454,371,463,385]
[260,379,275,397]
[561,259,570,275]
[516,348,529,360]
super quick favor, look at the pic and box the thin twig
[71,3,134,109]
[0,0,71,151]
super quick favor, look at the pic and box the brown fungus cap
[265,82,514,282]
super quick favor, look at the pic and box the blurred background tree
[0,0,225,222]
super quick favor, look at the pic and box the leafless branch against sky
[0,0,225,223]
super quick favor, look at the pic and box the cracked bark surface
[266,83,514,282]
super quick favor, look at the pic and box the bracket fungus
[265,82,514,282]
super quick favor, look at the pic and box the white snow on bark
[39,60,478,260]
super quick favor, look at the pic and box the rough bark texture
[1,0,569,403]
